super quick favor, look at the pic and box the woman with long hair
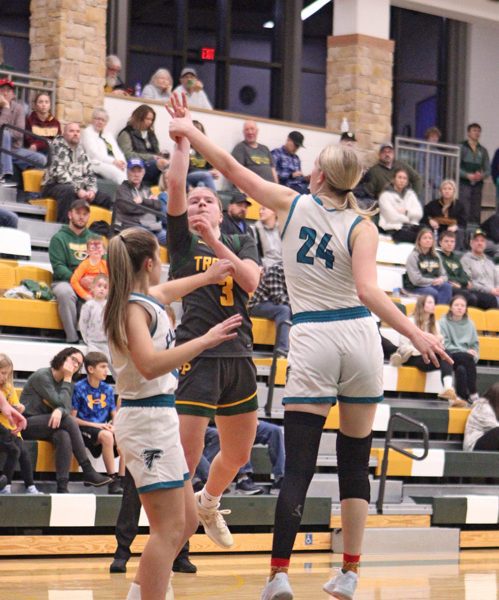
[464,382,499,451]
[25,91,61,155]
[423,179,467,248]
[168,94,450,600]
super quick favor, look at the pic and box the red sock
[342,553,360,574]
[270,557,290,579]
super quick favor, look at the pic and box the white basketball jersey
[281,194,364,314]
[111,293,178,399]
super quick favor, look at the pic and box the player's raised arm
[166,133,190,217]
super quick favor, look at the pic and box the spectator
[248,261,291,357]
[480,213,499,262]
[271,131,309,194]
[142,68,173,102]
[463,383,499,451]
[378,167,423,242]
[104,55,127,95]
[231,120,277,183]
[418,126,444,200]
[389,295,462,406]
[459,123,490,224]
[71,351,123,495]
[0,207,18,228]
[254,205,282,268]
[42,123,112,223]
[20,347,112,493]
[117,104,168,184]
[25,91,61,155]
[114,158,166,245]
[221,192,255,237]
[172,66,212,110]
[423,179,467,248]
[405,227,452,304]
[49,199,95,343]
[439,295,480,405]
[79,274,112,366]
[364,142,422,199]
[439,230,497,309]
[461,229,499,308]
[0,79,46,184]
[491,147,499,205]
[70,236,108,301]
[186,120,219,191]
[81,107,127,185]
[339,131,357,147]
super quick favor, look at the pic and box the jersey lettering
[296,226,335,269]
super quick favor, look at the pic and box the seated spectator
[405,227,452,304]
[20,347,112,493]
[0,206,18,228]
[248,262,291,357]
[271,130,309,194]
[42,123,112,223]
[423,179,467,249]
[70,236,108,301]
[185,120,219,192]
[71,351,123,495]
[389,295,462,406]
[461,229,499,308]
[104,55,128,95]
[480,213,499,262]
[0,79,46,184]
[79,275,113,371]
[142,68,173,102]
[231,120,277,183]
[378,167,423,242]
[81,108,127,185]
[172,66,212,110]
[221,193,254,237]
[364,142,422,200]
[25,91,61,155]
[439,230,496,309]
[439,295,480,405]
[114,158,166,245]
[254,206,282,268]
[463,383,499,451]
[49,199,95,343]
[117,104,168,184]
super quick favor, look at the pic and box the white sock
[199,486,221,509]
[443,376,453,390]
[126,582,141,600]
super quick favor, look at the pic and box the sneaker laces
[203,507,232,531]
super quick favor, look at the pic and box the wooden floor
[1,550,498,599]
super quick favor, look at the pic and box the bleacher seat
[88,205,112,226]
[251,316,276,346]
[485,309,499,334]
[22,169,44,193]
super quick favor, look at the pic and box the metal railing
[0,68,57,112]
[376,412,429,514]
[395,136,461,206]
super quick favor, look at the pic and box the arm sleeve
[407,165,422,196]
[231,143,246,166]
[235,233,260,264]
[438,256,448,281]
[406,191,423,224]
[491,150,499,183]
[70,261,91,300]
[31,371,73,415]
[49,236,73,282]
[78,302,91,343]
[379,192,409,228]
[470,324,479,361]
[406,252,434,287]
[166,212,194,269]
[482,148,491,178]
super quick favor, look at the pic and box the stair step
[309,475,403,502]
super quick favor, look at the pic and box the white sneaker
[26,485,44,494]
[0,484,11,495]
[195,491,233,548]
[323,569,358,599]
[261,572,294,600]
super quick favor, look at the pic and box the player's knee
[222,446,252,471]
[337,430,373,502]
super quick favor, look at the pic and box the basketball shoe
[260,572,294,600]
[194,490,233,548]
[323,569,358,599]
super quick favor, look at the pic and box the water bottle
[341,117,349,133]
[393,287,401,299]
[134,82,142,97]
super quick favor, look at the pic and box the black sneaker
[0,474,7,491]
[172,555,198,573]
[82,467,113,487]
[109,558,127,573]
[108,476,124,495]
[235,475,264,495]
[270,477,283,496]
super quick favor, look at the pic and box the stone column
[29,0,109,125]
[326,0,394,150]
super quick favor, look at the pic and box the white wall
[465,22,499,155]
[392,0,499,25]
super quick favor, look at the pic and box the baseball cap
[471,228,487,239]
[380,141,394,151]
[0,78,14,89]
[288,131,305,148]
[127,158,145,169]
[180,67,197,78]
[70,199,91,212]
[229,191,251,206]
[340,131,356,142]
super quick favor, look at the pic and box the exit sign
[200,47,215,60]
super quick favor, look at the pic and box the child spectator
[71,351,123,495]
[389,295,463,406]
[439,295,480,405]
[25,92,61,155]
[405,227,452,304]
[70,236,108,301]
[463,383,499,451]
[0,353,42,494]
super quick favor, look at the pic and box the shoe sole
[267,593,293,600]
[84,476,113,487]
[198,515,234,548]
[323,585,353,600]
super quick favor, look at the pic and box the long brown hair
[415,227,437,257]
[0,353,14,388]
[128,104,156,131]
[104,228,158,353]
[413,295,437,335]
[483,383,499,421]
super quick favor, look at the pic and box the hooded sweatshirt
[49,225,93,282]
[438,314,479,362]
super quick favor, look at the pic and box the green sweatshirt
[438,315,479,362]
[438,250,470,288]
[20,367,74,417]
[49,225,93,282]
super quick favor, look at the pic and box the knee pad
[336,431,373,502]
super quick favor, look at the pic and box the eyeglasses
[70,356,83,368]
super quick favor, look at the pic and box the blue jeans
[412,282,452,305]
[1,130,46,175]
[250,301,292,353]
[0,207,18,228]
[187,170,216,192]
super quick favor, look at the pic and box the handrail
[0,123,52,167]
[0,68,57,108]
[264,319,292,416]
[376,412,429,514]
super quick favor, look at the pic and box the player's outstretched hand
[411,330,453,368]
[203,314,242,349]
[167,93,193,142]
[205,259,236,284]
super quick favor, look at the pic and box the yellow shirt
[0,383,22,437]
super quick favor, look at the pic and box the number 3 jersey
[167,211,259,357]
[281,194,365,314]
